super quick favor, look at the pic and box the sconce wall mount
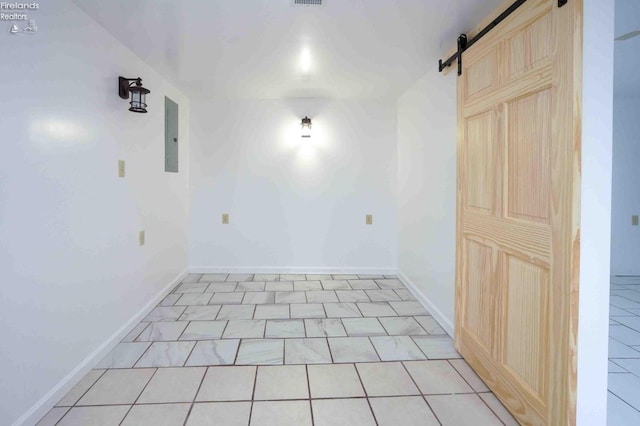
[301,116,312,138]
[118,77,151,113]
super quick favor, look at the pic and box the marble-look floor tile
[121,322,150,342]
[265,320,305,338]
[227,274,254,281]
[254,365,309,400]
[255,274,280,281]
[210,292,244,304]
[370,336,426,361]
[306,290,339,303]
[394,289,417,301]
[236,339,284,365]
[223,320,266,338]
[375,279,404,289]
[182,273,203,283]
[342,318,387,336]
[609,372,640,410]
[187,402,251,426]
[185,340,240,366]
[57,406,130,426]
[369,396,440,426]
[196,366,256,401]
[613,317,640,334]
[321,280,351,290]
[332,274,359,280]
[217,305,255,320]
[308,364,365,398]
[242,292,275,304]
[175,293,213,306]
[281,274,307,281]
[77,369,155,405]
[357,274,385,279]
[294,280,323,291]
[285,338,332,364]
[180,321,227,340]
[95,342,151,368]
[201,273,229,282]
[380,317,427,336]
[479,393,520,426]
[609,360,629,373]
[609,338,640,358]
[143,306,186,322]
[365,289,401,302]
[324,302,362,318]
[174,283,208,294]
[450,359,489,392]
[265,281,293,291]
[608,391,640,426]
[135,341,196,367]
[36,407,69,426]
[136,322,188,341]
[348,280,379,290]
[412,336,461,359]
[179,306,221,321]
[357,302,397,317]
[159,294,181,307]
[427,394,502,426]
[121,403,191,426]
[138,367,205,403]
[336,290,370,302]
[236,281,265,292]
[254,304,290,319]
[307,364,365,398]
[290,303,326,318]
[305,319,347,337]
[414,316,447,335]
[356,362,419,396]
[56,370,105,406]
[306,274,333,280]
[404,360,472,394]
[390,301,429,316]
[312,399,376,426]
[328,337,380,363]
[275,291,306,304]
[250,400,312,426]
[206,283,237,293]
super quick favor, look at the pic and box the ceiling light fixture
[118,77,151,113]
[301,116,312,138]
[300,48,312,73]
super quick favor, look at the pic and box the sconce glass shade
[119,77,151,113]
[301,116,312,138]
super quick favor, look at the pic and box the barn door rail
[438,0,567,76]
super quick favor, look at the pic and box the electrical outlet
[222,213,229,224]
[633,215,639,226]
[139,230,145,246]
[118,160,125,177]
[366,214,373,225]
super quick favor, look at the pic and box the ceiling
[615,0,640,96]
[72,0,502,100]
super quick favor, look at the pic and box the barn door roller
[438,0,567,76]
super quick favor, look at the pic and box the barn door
[455,0,581,424]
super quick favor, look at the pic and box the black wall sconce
[118,77,151,113]
[301,116,312,138]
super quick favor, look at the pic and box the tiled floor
[38,274,518,425]
[608,276,640,425]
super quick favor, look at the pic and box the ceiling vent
[294,0,323,5]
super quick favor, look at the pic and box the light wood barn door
[455,0,581,425]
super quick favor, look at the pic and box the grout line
[118,368,159,425]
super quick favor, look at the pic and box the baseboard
[397,271,455,337]
[189,266,398,275]
[14,269,188,426]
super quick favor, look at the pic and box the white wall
[397,68,457,333]
[189,99,397,272]
[611,96,640,276]
[577,0,614,424]
[0,2,190,424]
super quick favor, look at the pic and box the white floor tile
[285,338,332,364]
[222,320,266,338]
[217,305,256,320]
[379,317,427,336]
[210,292,244,304]
[135,341,195,367]
[328,337,380,363]
[305,319,347,337]
[175,293,212,306]
[236,339,284,365]
[306,290,339,303]
[265,319,305,338]
[136,322,188,341]
[121,404,190,426]
[324,303,362,318]
[336,290,370,302]
[356,362,419,396]
[179,306,221,321]
[608,391,640,426]
[312,399,376,426]
[294,280,323,291]
[138,367,205,403]
[290,303,325,318]
[357,302,397,317]
[348,280,379,290]
[243,292,275,304]
[610,325,640,345]
[609,338,640,359]
[404,360,472,394]
[369,396,440,426]
[427,394,502,425]
[321,280,351,290]
[185,339,239,366]
[254,365,309,400]
[342,318,387,336]
[57,406,130,426]
[186,402,251,426]
[308,364,365,398]
[370,336,426,361]
[180,321,227,340]
[237,282,266,292]
[479,393,520,426]
[77,369,155,405]
[143,306,186,322]
[275,291,306,304]
[95,342,151,368]
[196,366,256,401]
[56,370,105,406]
[609,372,640,410]
[414,316,447,335]
[254,304,290,319]
[450,359,490,392]
[412,336,461,359]
[36,407,69,426]
[365,290,401,302]
[250,401,312,426]
[389,301,429,316]
[614,316,640,333]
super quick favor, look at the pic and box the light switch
[222,214,229,224]
[118,160,125,177]
[366,214,373,225]
[139,230,145,246]
[633,215,639,226]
